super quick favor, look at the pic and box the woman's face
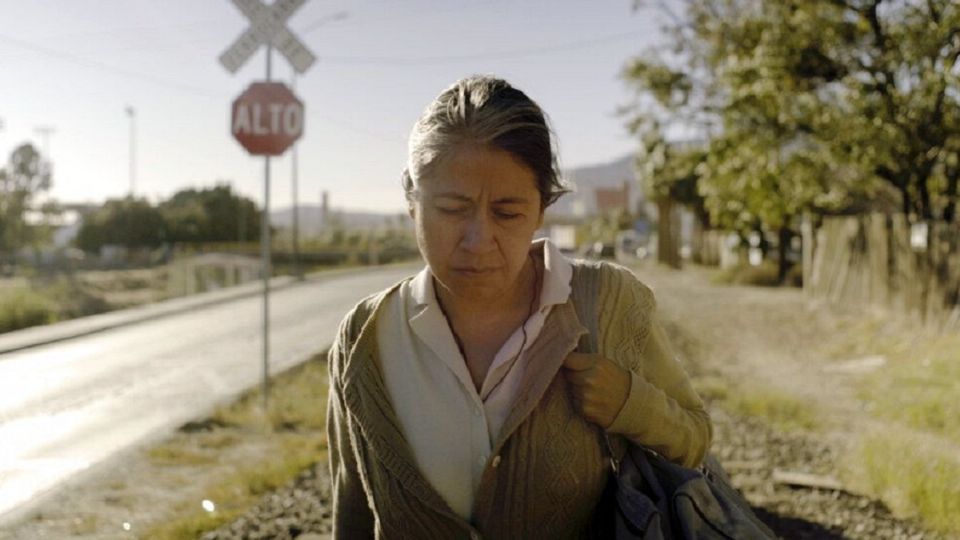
[411,142,544,304]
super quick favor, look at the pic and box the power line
[10,20,224,44]
[298,1,513,34]
[317,31,646,66]
[0,32,223,99]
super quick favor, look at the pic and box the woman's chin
[442,272,509,302]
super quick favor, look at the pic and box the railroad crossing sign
[219,0,316,74]
[219,0,315,412]
[232,82,304,156]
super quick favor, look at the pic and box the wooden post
[801,212,814,298]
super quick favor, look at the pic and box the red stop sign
[231,82,304,156]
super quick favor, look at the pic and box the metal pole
[291,74,301,280]
[238,193,245,243]
[261,45,273,412]
[34,126,55,177]
[131,112,136,197]
[126,107,136,197]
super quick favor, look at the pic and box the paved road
[0,264,419,523]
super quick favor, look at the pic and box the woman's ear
[402,169,419,220]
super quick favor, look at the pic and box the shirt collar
[409,239,573,314]
[410,265,435,308]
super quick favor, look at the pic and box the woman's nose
[460,211,496,252]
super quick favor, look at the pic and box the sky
[0,0,672,214]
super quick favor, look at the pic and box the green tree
[624,0,958,281]
[823,0,960,223]
[160,184,259,243]
[74,198,167,252]
[0,143,52,259]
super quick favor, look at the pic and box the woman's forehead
[420,143,539,198]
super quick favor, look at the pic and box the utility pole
[289,10,348,280]
[220,0,333,414]
[238,190,246,244]
[291,73,301,279]
[261,44,273,411]
[125,106,136,198]
[34,126,56,178]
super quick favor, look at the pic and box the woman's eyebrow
[430,193,532,204]
[493,196,532,205]
[431,192,473,202]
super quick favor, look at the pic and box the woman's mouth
[452,266,496,275]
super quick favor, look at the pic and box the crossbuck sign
[219,0,316,74]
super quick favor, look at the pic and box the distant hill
[271,154,644,233]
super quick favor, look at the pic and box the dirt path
[632,263,949,539]
[635,264,865,421]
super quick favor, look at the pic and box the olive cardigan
[326,261,712,539]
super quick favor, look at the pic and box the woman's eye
[436,206,466,215]
[495,211,521,220]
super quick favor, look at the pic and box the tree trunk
[777,225,793,285]
[944,170,958,224]
[657,198,681,269]
[918,170,934,221]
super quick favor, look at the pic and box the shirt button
[491,455,501,468]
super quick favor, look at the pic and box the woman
[327,75,711,539]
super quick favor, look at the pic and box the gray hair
[402,75,570,210]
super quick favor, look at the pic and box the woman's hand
[562,352,631,429]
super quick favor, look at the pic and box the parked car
[615,230,650,262]
[579,241,615,259]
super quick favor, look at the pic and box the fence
[804,213,960,329]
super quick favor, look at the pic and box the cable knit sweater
[326,261,712,539]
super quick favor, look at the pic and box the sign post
[220,0,314,411]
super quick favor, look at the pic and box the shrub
[0,288,57,333]
[40,277,112,319]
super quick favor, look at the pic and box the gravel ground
[200,402,943,540]
[708,407,942,540]
[201,464,332,540]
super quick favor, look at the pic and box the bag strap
[570,263,600,353]
[569,263,622,472]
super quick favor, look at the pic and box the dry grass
[725,387,819,432]
[858,333,960,445]
[146,433,325,540]
[842,431,960,535]
[142,355,330,539]
[67,513,101,536]
[692,375,819,433]
[808,309,960,535]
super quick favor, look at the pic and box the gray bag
[592,440,777,539]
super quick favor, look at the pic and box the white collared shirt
[376,239,573,519]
